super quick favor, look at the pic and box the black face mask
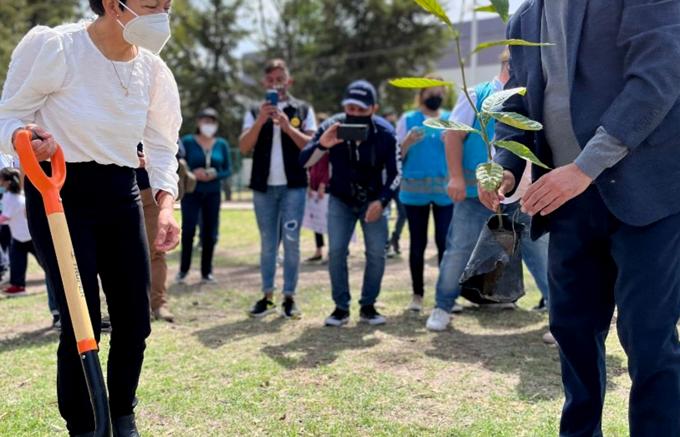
[423,95,444,111]
[345,114,372,125]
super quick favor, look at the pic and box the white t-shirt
[0,23,182,198]
[242,100,317,186]
[2,192,31,243]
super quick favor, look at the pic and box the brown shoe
[152,305,175,323]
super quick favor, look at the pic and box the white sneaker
[542,331,558,346]
[406,295,423,312]
[451,304,464,314]
[426,308,451,331]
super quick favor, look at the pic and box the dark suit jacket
[495,0,680,238]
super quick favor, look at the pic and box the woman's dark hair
[0,168,21,194]
[90,0,126,16]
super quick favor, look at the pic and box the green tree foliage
[0,0,82,84]
[164,0,246,148]
[253,0,450,115]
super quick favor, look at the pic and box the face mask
[345,114,372,126]
[0,187,5,194]
[423,95,443,111]
[117,1,171,55]
[199,123,218,138]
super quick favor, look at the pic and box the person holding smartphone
[239,59,317,319]
[300,80,401,327]
[177,108,232,285]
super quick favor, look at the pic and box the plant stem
[454,36,493,162]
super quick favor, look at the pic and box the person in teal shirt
[396,78,453,312]
[177,108,232,284]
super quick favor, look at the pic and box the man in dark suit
[478,1,680,435]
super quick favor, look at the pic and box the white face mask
[116,1,171,55]
[199,123,218,138]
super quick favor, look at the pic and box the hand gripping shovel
[15,130,112,436]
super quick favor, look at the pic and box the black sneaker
[359,305,386,326]
[101,317,112,333]
[391,237,401,255]
[281,297,301,319]
[249,298,276,318]
[324,308,350,327]
[533,298,548,312]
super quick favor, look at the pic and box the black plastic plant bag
[460,214,525,304]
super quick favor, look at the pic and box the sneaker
[325,308,350,327]
[152,305,175,323]
[201,274,217,284]
[249,298,276,318]
[542,331,558,346]
[391,237,401,255]
[101,317,112,333]
[533,298,548,312]
[426,308,451,331]
[407,295,423,312]
[451,304,464,314]
[175,271,188,284]
[2,285,26,297]
[0,274,9,286]
[281,297,301,319]
[359,305,386,326]
[52,314,61,330]
[385,243,396,259]
[306,254,323,263]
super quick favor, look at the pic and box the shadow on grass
[0,326,56,353]
[462,306,547,329]
[194,316,286,348]
[260,324,381,369]
[423,326,627,402]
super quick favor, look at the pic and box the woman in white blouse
[0,1,180,435]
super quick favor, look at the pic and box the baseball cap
[197,107,219,120]
[341,80,378,109]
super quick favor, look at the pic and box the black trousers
[548,187,680,436]
[180,190,221,277]
[25,162,151,435]
[404,203,454,296]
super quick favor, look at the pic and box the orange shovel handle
[13,129,66,215]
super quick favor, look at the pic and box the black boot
[113,414,139,437]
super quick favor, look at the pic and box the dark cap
[197,107,219,119]
[341,80,377,109]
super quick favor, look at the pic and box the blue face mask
[0,187,5,194]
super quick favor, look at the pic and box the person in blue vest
[480,3,680,434]
[395,77,453,312]
[239,59,317,319]
[426,51,550,332]
[177,108,232,284]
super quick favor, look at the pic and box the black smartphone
[337,124,369,142]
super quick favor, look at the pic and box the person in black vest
[239,59,317,319]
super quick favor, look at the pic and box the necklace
[90,21,137,96]
[110,57,136,97]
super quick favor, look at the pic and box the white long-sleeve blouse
[0,22,181,198]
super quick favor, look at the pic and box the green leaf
[413,0,453,28]
[474,5,496,13]
[389,77,454,89]
[481,87,526,113]
[489,0,510,22]
[471,39,551,56]
[487,111,543,131]
[494,140,551,169]
[424,118,480,134]
[476,162,504,191]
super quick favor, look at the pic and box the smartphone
[337,124,369,142]
[265,89,279,106]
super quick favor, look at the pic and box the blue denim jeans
[253,186,306,295]
[327,196,388,311]
[435,198,550,311]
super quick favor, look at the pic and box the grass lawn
[0,208,633,436]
